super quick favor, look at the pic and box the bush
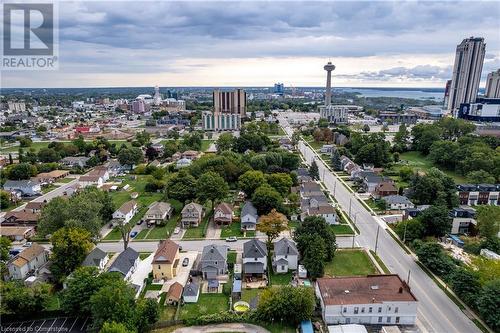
[184,311,254,326]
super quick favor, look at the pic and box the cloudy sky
[3,0,500,88]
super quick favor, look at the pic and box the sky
[2,0,500,88]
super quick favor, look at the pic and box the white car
[225,236,237,242]
[173,227,181,234]
[23,242,32,247]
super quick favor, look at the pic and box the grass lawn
[182,204,212,239]
[262,323,296,333]
[159,305,177,321]
[178,293,229,320]
[110,176,163,208]
[103,228,122,241]
[41,184,58,194]
[227,251,237,265]
[365,198,383,212]
[56,177,74,184]
[139,252,152,260]
[269,271,293,286]
[398,151,467,183]
[324,250,377,277]
[288,221,300,230]
[241,288,263,304]
[220,222,246,238]
[142,199,183,240]
[330,224,355,235]
[134,229,149,240]
[200,140,215,152]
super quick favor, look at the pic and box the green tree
[417,205,451,237]
[215,133,234,152]
[466,170,496,184]
[0,191,11,209]
[476,279,500,331]
[18,136,32,147]
[162,141,178,158]
[165,170,197,202]
[0,236,12,276]
[37,148,60,163]
[428,140,459,168]
[100,322,133,333]
[393,123,410,152]
[294,216,336,261]
[395,219,425,242]
[238,170,266,197]
[301,234,326,279]
[0,281,51,317]
[196,171,229,214]
[181,132,203,151]
[9,163,37,180]
[309,161,319,180]
[135,299,160,332]
[37,197,70,236]
[251,184,283,215]
[50,227,93,282]
[414,242,455,279]
[409,169,457,208]
[476,206,500,240]
[411,123,442,154]
[118,147,144,168]
[331,149,342,171]
[90,279,137,331]
[450,268,481,307]
[398,166,414,182]
[256,286,315,325]
[265,173,292,196]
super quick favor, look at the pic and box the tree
[135,131,151,146]
[163,141,178,158]
[215,133,234,152]
[476,206,500,240]
[165,170,197,202]
[18,136,32,147]
[8,163,37,180]
[409,169,458,208]
[428,140,459,168]
[265,173,292,196]
[417,205,451,237]
[37,148,60,163]
[90,279,137,331]
[117,218,132,251]
[251,184,283,215]
[37,197,70,236]
[393,123,410,152]
[399,166,414,182]
[450,268,481,307]
[309,161,319,180]
[196,171,229,214]
[331,149,342,171]
[256,286,315,325]
[301,234,326,279]
[238,170,266,197]
[0,191,11,209]
[50,227,93,282]
[145,146,158,161]
[0,281,51,317]
[135,299,160,332]
[118,147,144,167]
[411,123,442,154]
[294,216,337,261]
[467,170,496,184]
[0,236,12,276]
[395,219,425,242]
[100,322,132,333]
[414,242,455,279]
[181,132,203,151]
[257,209,288,251]
[476,279,500,331]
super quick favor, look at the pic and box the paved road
[96,236,355,253]
[279,116,480,333]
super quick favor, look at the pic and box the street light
[403,220,408,243]
[374,225,380,254]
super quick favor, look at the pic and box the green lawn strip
[399,151,466,183]
[103,227,122,241]
[182,203,212,239]
[42,184,58,194]
[386,229,411,255]
[245,230,256,237]
[227,251,237,265]
[269,271,293,286]
[369,250,391,274]
[472,319,490,333]
[330,224,355,235]
[178,293,229,320]
[139,252,152,260]
[134,229,150,240]
[364,198,383,212]
[241,288,263,304]
[260,323,296,333]
[324,250,377,277]
[200,140,215,152]
[56,177,74,184]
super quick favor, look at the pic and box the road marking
[46,319,57,333]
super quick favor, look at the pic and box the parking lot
[1,317,89,333]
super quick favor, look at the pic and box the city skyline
[2,1,499,88]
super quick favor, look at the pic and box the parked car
[225,236,237,242]
[23,242,32,247]
[182,258,189,267]
[173,227,180,234]
[137,220,143,225]
[130,231,138,238]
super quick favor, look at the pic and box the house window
[361,307,365,313]
[378,317,382,323]
[368,307,372,313]
[281,265,285,270]
[354,307,359,314]
[396,317,400,324]
[395,307,398,313]
[343,307,347,313]
[387,317,391,323]
[388,306,391,312]
[378,307,382,313]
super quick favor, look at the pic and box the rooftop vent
[344,290,350,294]
[371,285,379,290]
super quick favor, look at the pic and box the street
[278,115,480,333]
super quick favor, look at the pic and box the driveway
[172,323,270,333]
[160,251,198,292]
[130,253,154,296]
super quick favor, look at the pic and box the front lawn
[103,228,122,241]
[220,222,245,238]
[330,224,354,235]
[269,271,293,286]
[324,250,377,277]
[178,294,229,320]
[227,251,237,265]
[182,204,212,239]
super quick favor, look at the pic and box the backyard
[269,271,293,286]
[178,293,229,320]
[324,249,378,277]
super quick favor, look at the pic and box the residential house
[35,170,70,184]
[457,184,500,206]
[88,167,110,182]
[243,239,267,278]
[82,247,109,271]
[107,160,129,176]
[450,206,476,234]
[60,156,90,169]
[403,205,430,220]
[7,243,49,280]
[176,158,192,168]
[361,172,384,194]
[152,240,180,280]
[200,244,229,279]
[3,180,41,196]
[300,195,337,224]
[182,150,199,160]
[183,282,200,303]
[144,202,173,226]
[0,226,35,242]
[320,144,334,154]
[240,201,258,231]
[181,202,203,228]
[2,211,39,226]
[298,181,324,198]
[214,202,233,225]
[382,195,414,210]
[107,247,140,281]
[79,174,104,188]
[374,181,398,199]
[316,275,418,325]
[150,143,164,155]
[166,282,183,305]
[24,201,46,214]
[112,200,138,225]
[272,238,298,273]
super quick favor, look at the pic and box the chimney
[398,287,403,293]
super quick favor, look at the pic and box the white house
[316,275,418,326]
[78,175,104,188]
[3,180,42,196]
[240,201,258,231]
[382,195,414,210]
[7,243,49,280]
[272,238,298,273]
[112,200,138,225]
[107,247,140,281]
[242,239,267,278]
[82,247,109,272]
[176,158,192,168]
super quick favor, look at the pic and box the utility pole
[333,181,337,196]
[374,225,380,254]
[403,220,408,243]
[407,270,411,286]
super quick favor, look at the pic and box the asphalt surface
[278,115,480,333]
